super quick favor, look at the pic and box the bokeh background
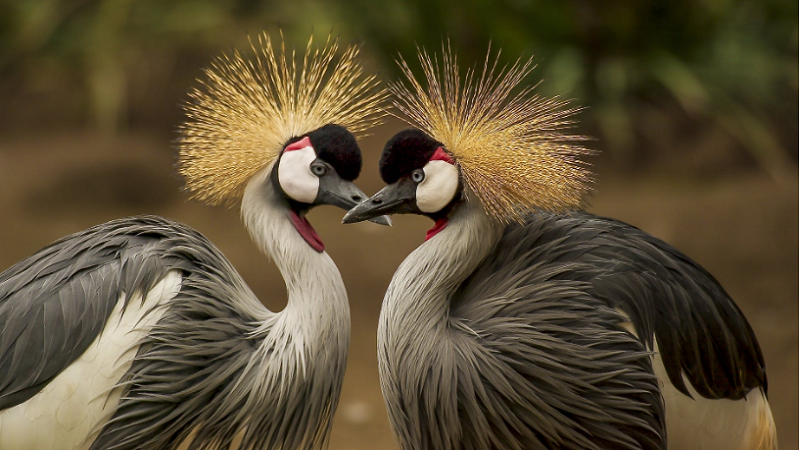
[0,0,797,448]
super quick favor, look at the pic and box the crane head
[178,32,386,208]
[275,124,362,207]
[343,129,459,239]
[273,123,390,251]
[177,32,388,252]
[347,41,594,227]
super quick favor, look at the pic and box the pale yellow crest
[390,42,593,222]
[179,32,386,206]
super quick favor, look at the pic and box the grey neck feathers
[377,197,502,448]
[241,164,349,335]
[381,198,502,337]
[240,165,350,414]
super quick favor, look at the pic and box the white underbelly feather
[615,308,775,450]
[652,340,775,450]
[0,271,182,450]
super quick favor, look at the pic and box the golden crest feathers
[179,32,386,206]
[390,42,593,222]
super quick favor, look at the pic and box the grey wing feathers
[0,216,193,411]
[451,222,665,450]
[90,258,258,450]
[89,218,268,450]
[542,213,766,400]
[449,210,766,449]
[0,215,284,450]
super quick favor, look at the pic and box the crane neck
[383,197,503,333]
[240,164,350,349]
[377,195,502,449]
[227,164,350,450]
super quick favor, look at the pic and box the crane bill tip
[368,215,392,226]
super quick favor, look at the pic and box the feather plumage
[379,204,666,450]
[374,41,773,450]
[179,32,386,206]
[0,220,188,412]
[2,31,373,449]
[390,41,592,222]
[1,212,350,450]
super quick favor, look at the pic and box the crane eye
[411,169,425,183]
[310,162,328,177]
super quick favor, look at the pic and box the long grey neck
[240,165,350,365]
[380,197,503,344]
[228,165,350,449]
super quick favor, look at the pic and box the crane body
[0,32,386,450]
[0,161,352,449]
[343,42,776,450]
[364,199,773,449]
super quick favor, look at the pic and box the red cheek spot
[430,147,454,165]
[425,218,448,241]
[284,136,312,152]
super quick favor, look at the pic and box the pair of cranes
[0,33,775,450]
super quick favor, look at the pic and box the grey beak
[316,174,391,226]
[343,179,418,224]
[367,212,392,226]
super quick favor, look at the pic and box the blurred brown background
[0,0,797,448]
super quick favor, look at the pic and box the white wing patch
[0,271,183,450]
[616,310,776,450]
[652,339,775,450]
[277,146,319,204]
[416,160,459,213]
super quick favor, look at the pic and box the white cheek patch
[416,160,459,213]
[277,146,319,204]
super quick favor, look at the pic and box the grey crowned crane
[0,34,386,450]
[344,45,776,450]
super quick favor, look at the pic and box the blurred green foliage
[0,0,796,178]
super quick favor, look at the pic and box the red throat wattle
[289,211,324,252]
[426,218,448,241]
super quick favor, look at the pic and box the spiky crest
[179,32,386,206]
[390,41,593,222]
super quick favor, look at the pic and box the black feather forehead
[379,129,442,184]
[306,124,362,181]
